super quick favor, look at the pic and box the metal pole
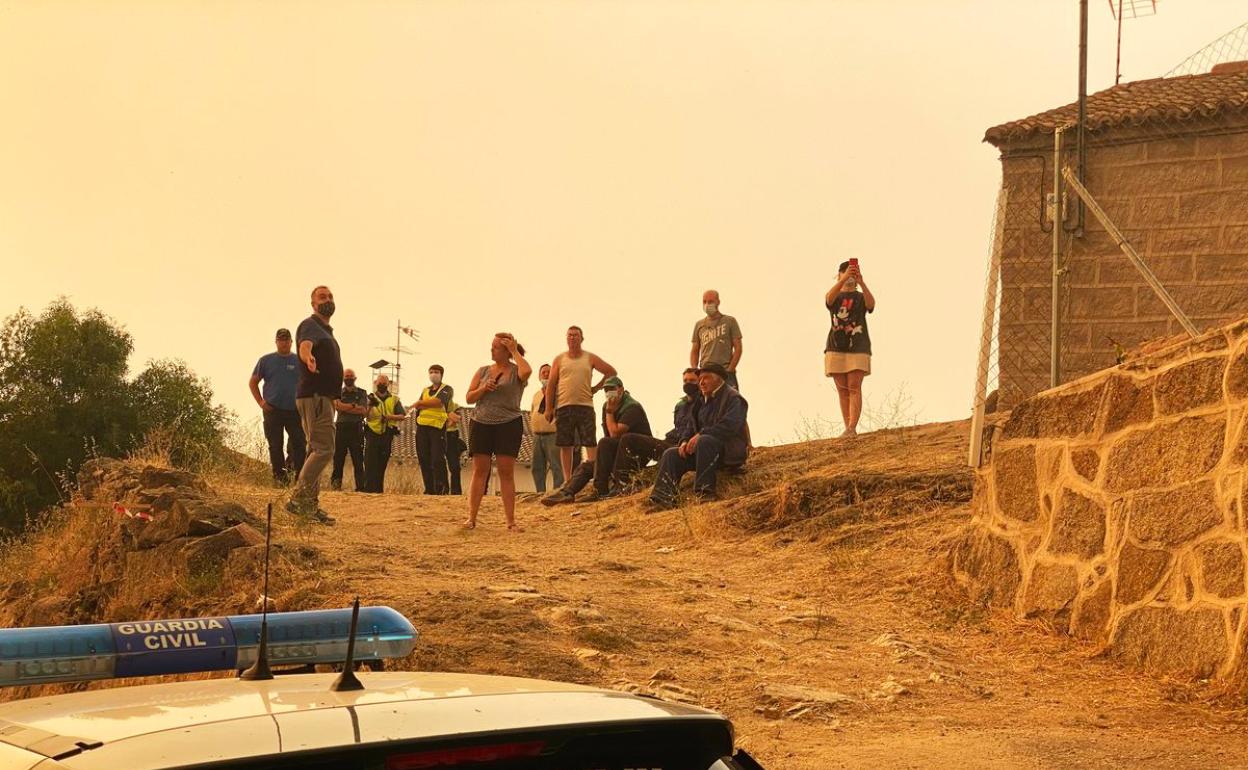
[1062,167,1199,337]
[1115,0,1125,84]
[1051,127,1064,389]
[1077,0,1088,235]
[969,187,1008,468]
[394,319,401,395]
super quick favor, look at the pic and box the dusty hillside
[6,422,1248,768]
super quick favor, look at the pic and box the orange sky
[2,0,1246,444]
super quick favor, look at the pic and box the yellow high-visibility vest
[416,385,450,429]
[366,393,402,435]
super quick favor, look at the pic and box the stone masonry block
[1098,255,1192,285]
[1022,562,1079,631]
[1154,356,1228,415]
[1049,489,1107,560]
[1103,414,1226,492]
[1129,196,1181,227]
[993,446,1041,523]
[1002,382,1106,442]
[954,528,1023,608]
[1117,542,1172,604]
[1102,159,1219,195]
[1113,606,1229,678]
[1196,540,1246,600]
[1221,154,1248,187]
[1145,136,1199,161]
[1071,579,1113,642]
[1226,344,1248,401]
[1178,191,1248,225]
[1192,254,1248,282]
[1069,287,1135,320]
[1130,479,1222,546]
[1196,133,1248,156]
[1223,226,1248,252]
[1149,227,1221,256]
[1071,448,1101,482]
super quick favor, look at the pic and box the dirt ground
[220,422,1248,769]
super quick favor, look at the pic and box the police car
[0,605,765,769]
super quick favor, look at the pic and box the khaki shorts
[825,351,872,376]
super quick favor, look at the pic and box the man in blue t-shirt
[249,328,305,483]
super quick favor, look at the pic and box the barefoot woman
[824,260,875,437]
[464,333,531,530]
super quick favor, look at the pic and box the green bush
[0,299,232,531]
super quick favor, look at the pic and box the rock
[1117,543,1171,605]
[706,614,761,633]
[493,591,548,603]
[655,546,675,554]
[650,668,677,682]
[1196,540,1246,599]
[1048,489,1106,560]
[1113,606,1229,678]
[1070,579,1113,643]
[135,498,248,549]
[1129,480,1221,546]
[1021,563,1078,630]
[994,446,1040,523]
[22,595,70,627]
[1001,382,1105,440]
[487,584,538,594]
[1070,448,1101,482]
[1103,414,1225,492]
[654,682,700,704]
[573,647,606,662]
[761,683,852,707]
[138,465,208,493]
[1226,343,1248,401]
[953,529,1022,607]
[544,606,605,623]
[867,677,909,701]
[1155,356,1227,415]
[181,524,264,567]
[1101,376,1155,435]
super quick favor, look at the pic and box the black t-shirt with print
[825,291,872,354]
[296,315,344,398]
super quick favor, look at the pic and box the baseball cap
[275,328,292,340]
[602,376,624,390]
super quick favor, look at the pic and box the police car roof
[0,671,721,769]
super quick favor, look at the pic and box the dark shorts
[556,405,597,447]
[469,417,524,458]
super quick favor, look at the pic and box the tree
[0,299,230,531]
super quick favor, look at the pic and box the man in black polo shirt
[288,285,343,524]
[330,367,369,492]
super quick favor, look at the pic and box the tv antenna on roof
[1108,0,1159,84]
[374,321,420,394]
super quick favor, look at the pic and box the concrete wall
[996,121,1248,408]
[955,316,1248,683]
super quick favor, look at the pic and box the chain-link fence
[970,25,1248,465]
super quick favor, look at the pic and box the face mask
[344,379,356,387]
[603,389,617,400]
[317,301,335,318]
[703,302,718,316]
[377,384,388,395]
[683,382,700,398]
[430,374,442,385]
[539,378,548,388]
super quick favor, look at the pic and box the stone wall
[955,316,1248,682]
[996,120,1248,408]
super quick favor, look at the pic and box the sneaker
[600,486,626,500]
[577,488,602,503]
[541,489,576,506]
[311,509,336,525]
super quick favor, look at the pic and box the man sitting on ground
[647,363,748,510]
[609,368,701,495]
[542,376,650,505]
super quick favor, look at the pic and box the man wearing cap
[330,368,369,492]
[412,365,453,495]
[249,328,305,484]
[647,363,749,510]
[611,368,701,493]
[541,376,651,505]
[289,286,342,524]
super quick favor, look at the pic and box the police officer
[330,368,369,491]
[364,373,406,493]
[412,365,453,495]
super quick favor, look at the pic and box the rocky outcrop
[955,320,1248,683]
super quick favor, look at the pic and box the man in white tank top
[544,325,617,483]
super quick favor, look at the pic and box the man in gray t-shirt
[690,289,743,391]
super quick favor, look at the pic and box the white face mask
[603,389,618,400]
[430,373,442,385]
[704,302,719,316]
[539,378,549,388]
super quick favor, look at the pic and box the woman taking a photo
[464,332,531,531]
[824,259,875,437]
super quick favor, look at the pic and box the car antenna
[240,502,274,681]
[330,597,365,692]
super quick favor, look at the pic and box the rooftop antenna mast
[375,322,420,394]
[1109,0,1159,84]
[240,503,274,681]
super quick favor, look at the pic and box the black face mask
[344,379,356,387]
[683,382,699,398]
[317,301,335,318]
[377,385,388,395]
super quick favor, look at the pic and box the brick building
[984,63,1248,407]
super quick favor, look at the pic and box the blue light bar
[0,606,417,687]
